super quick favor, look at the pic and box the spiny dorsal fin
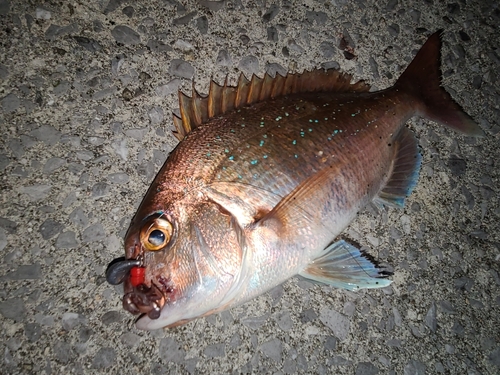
[172,69,371,141]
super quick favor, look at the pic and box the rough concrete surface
[0,0,499,374]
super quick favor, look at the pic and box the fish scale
[105,31,484,330]
[170,91,402,201]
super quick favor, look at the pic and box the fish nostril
[125,236,142,259]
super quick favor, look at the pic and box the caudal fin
[395,30,484,137]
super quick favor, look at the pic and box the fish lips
[123,280,165,320]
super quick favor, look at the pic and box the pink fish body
[106,31,483,330]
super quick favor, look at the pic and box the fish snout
[124,234,142,259]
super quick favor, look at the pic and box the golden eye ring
[140,218,173,251]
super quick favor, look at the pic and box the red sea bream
[106,31,483,330]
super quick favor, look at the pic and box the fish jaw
[132,255,243,330]
[135,291,216,330]
[120,244,240,330]
[135,303,183,330]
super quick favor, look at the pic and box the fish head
[113,194,246,330]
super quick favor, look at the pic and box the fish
[106,31,483,330]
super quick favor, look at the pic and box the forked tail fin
[395,30,484,137]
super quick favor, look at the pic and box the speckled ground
[0,0,499,374]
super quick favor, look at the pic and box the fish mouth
[105,257,166,320]
[122,280,165,320]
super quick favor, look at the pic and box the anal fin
[375,127,422,208]
[299,240,392,291]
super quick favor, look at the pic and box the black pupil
[148,229,165,246]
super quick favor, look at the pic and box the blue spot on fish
[292,140,297,145]
[229,156,234,160]
[250,160,258,165]
[259,140,265,146]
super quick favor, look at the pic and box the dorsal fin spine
[260,74,274,101]
[174,69,371,141]
[172,115,184,141]
[221,78,229,113]
[235,74,250,108]
[271,74,286,98]
[222,79,236,113]
[209,80,221,118]
[248,75,263,105]
[191,85,203,126]
[179,92,192,135]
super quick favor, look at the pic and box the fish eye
[140,218,173,251]
[148,229,165,246]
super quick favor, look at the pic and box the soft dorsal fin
[172,70,371,141]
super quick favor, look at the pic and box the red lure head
[129,266,145,287]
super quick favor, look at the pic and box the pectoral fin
[374,127,422,208]
[299,240,392,291]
